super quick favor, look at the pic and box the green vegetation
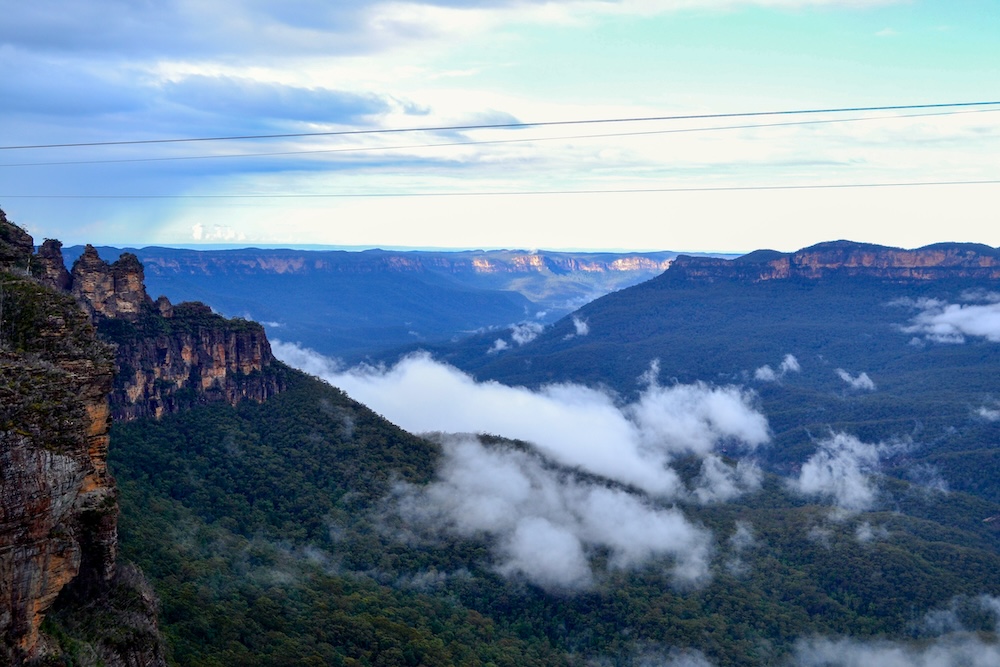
[429,275,1000,491]
[111,368,1000,666]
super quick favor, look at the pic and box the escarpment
[668,240,1000,282]
[1,213,165,666]
[57,243,286,421]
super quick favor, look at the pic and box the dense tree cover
[110,368,1000,666]
[419,275,1000,492]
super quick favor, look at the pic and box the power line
[3,108,997,168]
[4,178,998,200]
[3,100,1000,151]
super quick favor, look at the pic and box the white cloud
[572,314,590,336]
[977,406,1000,422]
[273,344,769,498]
[691,456,761,504]
[790,635,1000,667]
[397,435,713,590]
[903,295,1000,344]
[724,520,756,576]
[274,342,775,588]
[836,369,876,391]
[755,353,800,382]
[855,521,888,543]
[790,433,884,512]
[488,338,509,354]
[754,365,778,382]
[780,354,801,373]
[510,321,544,345]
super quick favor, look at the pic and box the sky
[1,0,999,252]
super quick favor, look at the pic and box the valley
[5,209,1000,666]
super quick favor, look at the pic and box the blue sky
[1,0,998,252]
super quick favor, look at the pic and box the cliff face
[1,216,164,666]
[71,245,152,322]
[129,247,675,277]
[105,302,284,421]
[63,247,285,421]
[669,240,1000,282]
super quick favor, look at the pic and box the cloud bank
[275,344,769,497]
[275,342,772,589]
[790,635,1000,667]
[902,295,1000,343]
[397,435,714,590]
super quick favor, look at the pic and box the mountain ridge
[671,239,1000,282]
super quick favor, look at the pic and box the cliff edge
[41,241,286,421]
[1,210,165,666]
[668,240,1000,282]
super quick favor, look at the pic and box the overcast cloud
[4,0,999,250]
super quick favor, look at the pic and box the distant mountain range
[62,246,711,361]
[417,240,1000,499]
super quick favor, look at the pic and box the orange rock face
[671,241,1000,283]
[2,229,117,663]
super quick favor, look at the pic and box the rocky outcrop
[36,239,72,291]
[105,302,285,421]
[71,245,152,322]
[669,240,1000,283]
[56,245,286,421]
[0,209,33,270]
[1,212,164,665]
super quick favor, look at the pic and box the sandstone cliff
[669,240,1000,282]
[130,247,674,277]
[61,245,286,421]
[1,214,165,666]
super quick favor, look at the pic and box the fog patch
[725,521,756,577]
[488,338,509,354]
[274,344,770,500]
[691,457,762,504]
[572,315,590,336]
[905,463,949,494]
[632,647,717,667]
[790,433,885,513]
[273,344,776,589]
[835,369,876,391]
[755,354,801,382]
[511,321,544,345]
[396,436,713,591]
[790,635,1000,667]
[977,405,1000,422]
[901,294,1000,343]
[855,521,889,543]
[755,365,778,382]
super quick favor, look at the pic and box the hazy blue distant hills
[89,238,1000,666]
[423,241,1000,499]
[63,246,700,361]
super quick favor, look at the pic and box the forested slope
[110,366,1000,666]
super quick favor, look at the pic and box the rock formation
[71,245,152,322]
[669,240,1000,282]
[37,243,286,421]
[1,212,165,666]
